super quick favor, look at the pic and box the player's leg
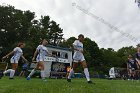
[3,58,14,75]
[133,67,137,80]
[134,70,137,80]
[132,70,135,80]
[10,63,18,79]
[127,69,131,80]
[136,59,140,66]
[3,69,12,75]
[129,69,133,80]
[27,63,39,80]
[38,61,46,80]
[22,70,26,77]
[81,60,92,83]
[19,71,23,77]
[67,62,78,82]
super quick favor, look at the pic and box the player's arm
[136,61,139,69]
[2,51,15,59]
[135,53,140,65]
[127,63,129,70]
[72,44,83,53]
[136,58,139,62]
[71,44,78,51]
[72,40,79,51]
[32,49,38,61]
[46,48,52,56]
[72,40,84,53]
[21,55,28,63]
[135,58,140,65]
[73,45,83,53]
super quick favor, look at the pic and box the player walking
[2,43,28,79]
[26,39,50,81]
[67,34,93,84]
[127,55,139,80]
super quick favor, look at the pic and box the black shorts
[22,69,27,71]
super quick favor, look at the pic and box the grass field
[0,77,140,93]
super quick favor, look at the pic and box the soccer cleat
[26,77,31,80]
[87,81,94,84]
[67,79,71,82]
[9,78,14,80]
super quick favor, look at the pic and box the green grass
[0,77,140,93]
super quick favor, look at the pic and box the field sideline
[0,77,140,93]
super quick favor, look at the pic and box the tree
[59,37,77,48]
[0,5,35,50]
[0,5,64,60]
[117,46,136,67]
[49,21,63,45]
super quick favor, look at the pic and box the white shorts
[36,55,45,62]
[10,57,19,63]
[73,52,85,63]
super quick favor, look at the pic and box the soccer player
[26,39,50,81]
[67,34,93,84]
[2,42,28,79]
[127,54,139,80]
[135,47,140,66]
[19,62,28,77]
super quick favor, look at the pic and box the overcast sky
[0,0,140,50]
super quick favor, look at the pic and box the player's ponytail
[17,42,24,47]
[39,39,48,46]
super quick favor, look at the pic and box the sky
[0,0,140,50]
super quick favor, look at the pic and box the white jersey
[36,45,49,62]
[73,40,85,62]
[73,40,83,52]
[11,47,23,63]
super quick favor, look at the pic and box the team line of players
[1,34,93,83]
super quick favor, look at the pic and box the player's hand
[137,65,140,69]
[32,57,35,62]
[2,56,7,60]
[25,59,29,63]
[79,50,84,53]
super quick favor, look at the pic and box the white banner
[44,57,69,63]
[58,58,69,63]
[44,57,56,62]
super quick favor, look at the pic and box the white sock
[3,69,12,74]
[10,70,15,78]
[84,68,90,81]
[28,69,36,78]
[41,70,45,79]
[68,69,74,79]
